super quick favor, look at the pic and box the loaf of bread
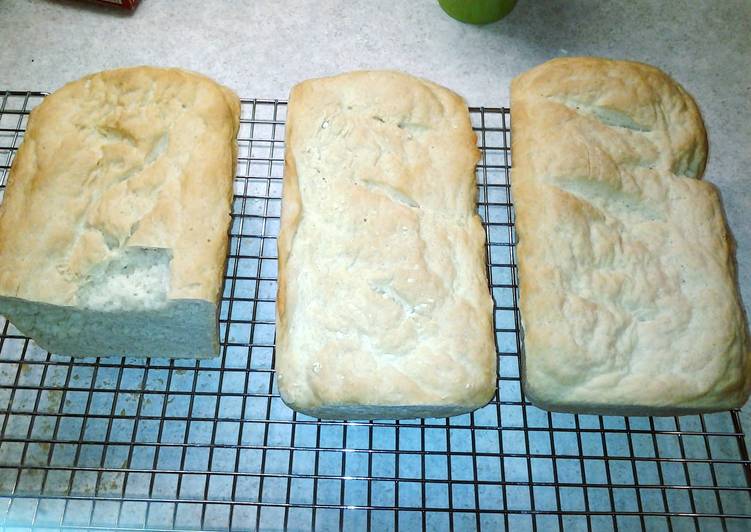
[0,67,240,358]
[276,71,496,420]
[511,57,751,415]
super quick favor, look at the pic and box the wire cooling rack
[0,91,750,532]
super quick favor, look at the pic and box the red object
[83,0,140,9]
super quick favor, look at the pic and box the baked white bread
[276,70,497,420]
[0,67,240,358]
[511,57,751,415]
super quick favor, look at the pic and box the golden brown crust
[276,70,496,419]
[0,67,239,358]
[511,57,750,415]
[0,66,240,307]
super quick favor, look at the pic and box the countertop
[1,0,750,426]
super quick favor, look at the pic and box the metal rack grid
[0,91,749,531]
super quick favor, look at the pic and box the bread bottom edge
[279,399,494,421]
[522,381,745,417]
[0,295,220,359]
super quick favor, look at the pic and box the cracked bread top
[0,67,240,307]
[276,70,496,418]
[511,57,750,414]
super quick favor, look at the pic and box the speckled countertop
[1,0,750,437]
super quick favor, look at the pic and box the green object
[438,0,518,24]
